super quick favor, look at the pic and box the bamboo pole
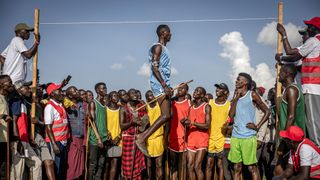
[31,8,39,141]
[275,2,283,139]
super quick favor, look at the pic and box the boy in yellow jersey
[206,83,230,180]
[104,91,122,180]
[145,90,164,180]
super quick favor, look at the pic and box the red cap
[46,83,62,95]
[258,87,266,95]
[279,126,304,142]
[304,17,320,29]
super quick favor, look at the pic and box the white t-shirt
[44,100,68,144]
[289,141,320,167]
[44,99,66,125]
[1,37,28,84]
[298,34,320,95]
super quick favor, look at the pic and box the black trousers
[88,144,106,180]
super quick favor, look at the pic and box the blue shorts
[150,81,165,97]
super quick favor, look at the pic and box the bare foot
[135,134,150,157]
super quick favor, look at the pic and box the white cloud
[257,21,303,48]
[124,55,136,62]
[137,63,151,76]
[219,31,275,91]
[110,63,123,70]
[137,63,179,77]
[171,67,179,75]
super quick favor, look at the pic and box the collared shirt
[67,101,85,137]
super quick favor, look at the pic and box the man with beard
[120,89,147,180]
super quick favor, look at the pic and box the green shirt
[89,99,108,145]
[280,83,306,133]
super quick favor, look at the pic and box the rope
[40,17,276,25]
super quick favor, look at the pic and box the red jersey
[187,103,209,149]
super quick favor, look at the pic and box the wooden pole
[275,2,283,141]
[6,120,10,179]
[31,8,39,141]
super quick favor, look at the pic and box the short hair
[180,83,189,91]
[66,86,77,96]
[145,90,153,99]
[282,64,297,77]
[156,24,170,36]
[0,75,10,85]
[94,82,106,92]
[118,89,126,94]
[108,91,117,100]
[198,87,206,95]
[239,72,252,90]
[128,88,136,94]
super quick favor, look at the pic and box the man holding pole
[0,23,40,85]
[87,82,110,180]
[275,17,320,146]
[135,24,172,156]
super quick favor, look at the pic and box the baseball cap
[214,83,229,92]
[15,23,34,32]
[304,17,320,29]
[46,83,62,95]
[279,126,304,142]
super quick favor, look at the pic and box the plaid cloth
[121,104,146,179]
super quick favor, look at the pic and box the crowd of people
[0,16,319,180]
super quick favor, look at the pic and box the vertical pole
[31,8,39,141]
[275,2,283,149]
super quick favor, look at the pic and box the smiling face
[235,76,248,89]
[109,92,119,104]
[145,91,155,103]
[176,84,188,97]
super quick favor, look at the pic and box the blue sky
[1,0,319,97]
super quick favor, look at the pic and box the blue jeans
[47,141,68,179]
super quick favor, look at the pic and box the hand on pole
[34,32,40,45]
[276,23,286,36]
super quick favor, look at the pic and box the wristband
[282,35,287,40]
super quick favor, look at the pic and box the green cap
[15,23,34,32]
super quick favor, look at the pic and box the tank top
[169,99,191,142]
[106,107,121,141]
[232,91,256,138]
[187,103,209,147]
[89,99,108,145]
[280,83,306,133]
[148,43,171,87]
[209,99,230,141]
[147,103,163,139]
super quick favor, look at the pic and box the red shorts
[187,145,207,152]
[169,138,186,152]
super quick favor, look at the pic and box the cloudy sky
[0,0,319,98]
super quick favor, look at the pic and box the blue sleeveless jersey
[232,91,256,138]
[148,43,171,96]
